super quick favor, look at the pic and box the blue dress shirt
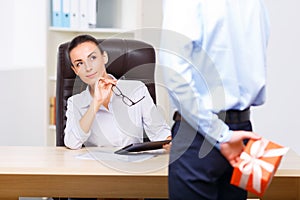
[159,0,270,144]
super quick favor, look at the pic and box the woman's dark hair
[67,34,104,66]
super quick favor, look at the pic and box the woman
[64,34,171,150]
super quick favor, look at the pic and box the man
[159,0,270,199]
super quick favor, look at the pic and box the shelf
[49,76,56,81]
[49,27,133,34]
[49,125,56,131]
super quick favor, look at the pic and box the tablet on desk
[114,140,171,154]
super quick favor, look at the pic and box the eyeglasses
[111,85,145,107]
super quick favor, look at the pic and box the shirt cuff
[74,122,91,143]
[215,130,234,150]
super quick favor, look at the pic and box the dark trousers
[169,120,252,200]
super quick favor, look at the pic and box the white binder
[79,0,89,29]
[70,0,80,29]
[87,0,97,28]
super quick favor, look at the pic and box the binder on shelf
[87,0,97,28]
[70,0,80,29]
[51,0,62,27]
[49,96,56,125]
[79,0,89,29]
[61,0,70,28]
[51,0,123,30]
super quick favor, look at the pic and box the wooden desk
[0,146,300,200]
[0,146,168,199]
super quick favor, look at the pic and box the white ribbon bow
[238,138,289,193]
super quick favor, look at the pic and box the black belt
[173,108,250,124]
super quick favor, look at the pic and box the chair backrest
[56,38,156,146]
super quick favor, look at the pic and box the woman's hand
[80,78,117,134]
[163,135,172,153]
[93,78,117,111]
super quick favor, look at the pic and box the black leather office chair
[56,38,156,148]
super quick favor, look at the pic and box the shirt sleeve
[160,0,231,146]
[139,84,171,141]
[64,96,91,149]
[159,48,232,146]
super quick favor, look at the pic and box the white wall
[0,0,47,146]
[252,0,300,154]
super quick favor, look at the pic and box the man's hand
[220,131,261,166]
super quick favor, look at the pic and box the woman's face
[70,41,108,86]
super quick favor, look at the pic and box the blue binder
[62,0,70,28]
[51,0,62,27]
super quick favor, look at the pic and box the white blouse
[64,79,171,149]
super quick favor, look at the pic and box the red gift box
[230,138,289,196]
